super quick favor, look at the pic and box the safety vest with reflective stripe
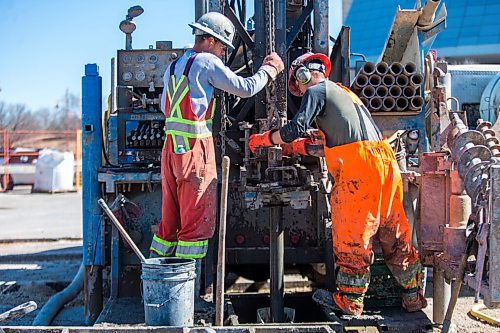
[164,53,216,153]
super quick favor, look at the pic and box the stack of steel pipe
[351,61,424,112]
[447,114,493,201]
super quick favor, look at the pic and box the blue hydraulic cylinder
[82,64,103,266]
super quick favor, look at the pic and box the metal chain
[265,0,275,53]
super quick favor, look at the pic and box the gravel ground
[422,277,500,332]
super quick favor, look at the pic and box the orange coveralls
[325,85,423,314]
[150,54,217,258]
[325,139,422,313]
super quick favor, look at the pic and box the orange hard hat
[288,52,331,97]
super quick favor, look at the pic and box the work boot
[402,288,427,312]
[194,259,215,313]
[312,289,364,316]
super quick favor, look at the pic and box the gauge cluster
[117,49,183,87]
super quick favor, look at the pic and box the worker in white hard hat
[150,12,284,312]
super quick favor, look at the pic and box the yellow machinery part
[469,303,500,326]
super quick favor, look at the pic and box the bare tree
[54,90,81,130]
[0,102,36,130]
[0,90,82,132]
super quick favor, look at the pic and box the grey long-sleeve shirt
[280,80,381,148]
[161,49,269,118]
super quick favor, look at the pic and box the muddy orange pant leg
[377,142,423,290]
[327,141,385,301]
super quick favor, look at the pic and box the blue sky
[0,0,341,112]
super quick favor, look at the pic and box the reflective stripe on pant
[150,136,217,259]
[324,139,422,298]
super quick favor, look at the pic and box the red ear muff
[294,65,312,85]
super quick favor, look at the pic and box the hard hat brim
[189,22,235,50]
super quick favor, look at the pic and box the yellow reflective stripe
[175,239,209,258]
[209,98,216,120]
[150,235,178,256]
[178,240,208,247]
[167,74,186,117]
[167,118,212,126]
[165,121,212,133]
[152,235,178,246]
[165,129,212,138]
[175,252,206,259]
[168,86,189,120]
[168,76,188,119]
[166,76,174,102]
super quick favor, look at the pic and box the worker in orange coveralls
[248,53,427,316]
[149,12,284,311]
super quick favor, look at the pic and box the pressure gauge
[149,54,158,63]
[137,54,145,63]
[122,71,133,82]
[135,70,146,81]
[123,55,132,63]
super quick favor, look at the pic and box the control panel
[108,48,185,166]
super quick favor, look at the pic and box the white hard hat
[189,12,235,50]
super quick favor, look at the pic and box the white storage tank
[33,149,74,193]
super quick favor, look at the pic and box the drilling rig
[80,0,499,331]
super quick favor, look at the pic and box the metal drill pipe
[382,74,395,86]
[395,97,409,111]
[360,97,369,107]
[396,74,409,86]
[389,85,402,98]
[375,61,389,76]
[352,74,369,91]
[370,97,382,112]
[403,86,416,98]
[270,205,285,323]
[410,73,424,87]
[362,86,376,99]
[409,96,424,111]
[382,97,396,111]
[369,74,382,87]
[361,62,376,76]
[376,85,388,98]
[389,62,404,76]
[404,62,417,76]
